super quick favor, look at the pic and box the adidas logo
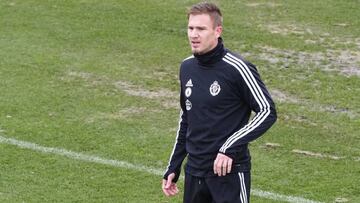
[186,79,193,87]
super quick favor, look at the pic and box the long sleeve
[220,53,277,155]
[163,83,188,182]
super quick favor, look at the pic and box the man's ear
[215,26,223,38]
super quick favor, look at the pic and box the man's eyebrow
[188,25,207,29]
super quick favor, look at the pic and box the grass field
[0,0,359,202]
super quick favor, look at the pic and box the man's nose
[189,30,199,38]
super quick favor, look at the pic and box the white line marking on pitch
[0,135,322,203]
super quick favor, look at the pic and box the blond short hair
[187,2,223,28]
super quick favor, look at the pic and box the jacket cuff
[163,168,181,183]
[219,151,236,161]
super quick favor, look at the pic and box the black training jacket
[164,38,277,182]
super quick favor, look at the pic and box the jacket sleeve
[219,60,277,156]
[163,81,188,183]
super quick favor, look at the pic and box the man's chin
[191,49,203,55]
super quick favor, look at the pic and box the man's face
[188,14,222,55]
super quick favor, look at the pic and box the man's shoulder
[223,50,249,63]
[181,55,195,66]
[223,50,256,69]
[183,55,194,62]
[180,55,196,70]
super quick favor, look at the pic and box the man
[162,2,277,203]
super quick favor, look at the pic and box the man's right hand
[162,173,179,197]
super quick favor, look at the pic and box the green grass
[1,0,359,202]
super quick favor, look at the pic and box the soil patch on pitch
[254,46,360,77]
[113,81,178,109]
[258,23,360,77]
[270,89,358,118]
[245,2,282,8]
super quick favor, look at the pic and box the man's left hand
[213,153,233,176]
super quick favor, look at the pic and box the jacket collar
[194,38,226,66]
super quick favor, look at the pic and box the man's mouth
[191,41,200,47]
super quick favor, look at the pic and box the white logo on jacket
[185,87,192,97]
[209,81,221,96]
[185,99,192,111]
[185,79,193,98]
[186,79,193,87]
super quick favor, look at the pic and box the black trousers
[183,172,251,203]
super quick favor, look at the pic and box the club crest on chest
[209,81,221,96]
